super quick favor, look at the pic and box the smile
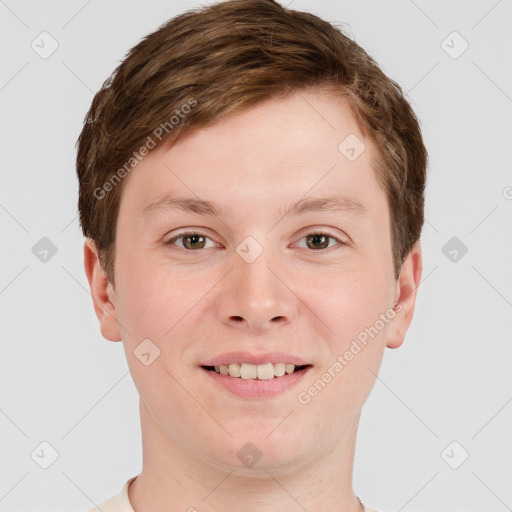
[200,363,312,399]
[202,362,310,379]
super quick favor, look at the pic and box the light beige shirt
[86,476,380,512]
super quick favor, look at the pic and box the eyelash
[165,230,345,253]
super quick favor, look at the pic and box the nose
[214,250,298,333]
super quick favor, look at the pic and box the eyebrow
[141,194,368,219]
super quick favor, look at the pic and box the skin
[84,90,422,512]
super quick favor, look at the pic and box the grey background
[1,0,511,511]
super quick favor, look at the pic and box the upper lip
[201,351,311,367]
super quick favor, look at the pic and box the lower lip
[201,366,311,399]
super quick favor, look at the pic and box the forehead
[118,90,384,219]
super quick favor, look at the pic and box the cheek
[312,266,394,343]
[114,257,199,417]
[117,278,160,336]
[298,267,393,403]
[114,252,183,344]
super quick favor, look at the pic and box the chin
[206,427,311,475]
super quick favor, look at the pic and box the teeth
[256,362,274,380]
[240,363,258,379]
[228,363,241,377]
[285,363,295,375]
[274,362,286,377]
[213,362,302,379]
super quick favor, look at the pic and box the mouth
[199,362,313,399]
[201,363,312,379]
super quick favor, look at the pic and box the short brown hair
[76,0,427,284]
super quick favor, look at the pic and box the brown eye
[182,233,206,249]
[295,231,343,251]
[166,232,216,251]
[306,233,330,249]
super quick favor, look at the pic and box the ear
[83,238,122,342]
[386,241,423,349]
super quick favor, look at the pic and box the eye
[165,229,345,253]
[165,231,217,251]
[295,231,344,250]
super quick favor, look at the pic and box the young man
[78,1,427,511]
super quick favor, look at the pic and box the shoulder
[363,505,382,512]
[84,476,137,512]
[84,493,120,512]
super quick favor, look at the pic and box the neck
[129,399,364,512]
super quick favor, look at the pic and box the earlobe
[386,241,423,349]
[83,238,122,342]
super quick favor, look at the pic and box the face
[85,90,422,475]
